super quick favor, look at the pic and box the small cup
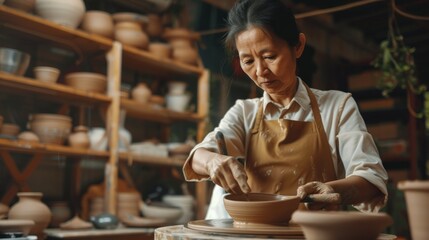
[33,66,60,83]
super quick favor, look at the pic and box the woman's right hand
[206,154,251,194]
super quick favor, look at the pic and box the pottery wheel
[185,219,304,237]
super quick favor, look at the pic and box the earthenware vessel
[398,180,429,240]
[17,131,39,143]
[33,66,60,83]
[165,93,191,112]
[68,125,90,149]
[49,201,71,228]
[291,210,393,240]
[224,193,300,225]
[148,42,171,59]
[28,113,72,145]
[163,28,199,65]
[81,11,114,38]
[35,0,85,28]
[131,83,152,104]
[64,72,107,94]
[8,192,52,239]
[114,21,149,49]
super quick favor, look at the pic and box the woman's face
[235,26,305,99]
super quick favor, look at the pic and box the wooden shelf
[0,5,203,79]
[121,98,204,123]
[0,138,110,159]
[0,72,111,105]
[119,152,186,167]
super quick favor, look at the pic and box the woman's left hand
[297,181,341,210]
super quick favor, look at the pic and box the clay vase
[81,11,114,38]
[114,21,149,49]
[8,192,52,239]
[397,180,429,240]
[163,28,199,65]
[68,125,90,149]
[49,201,71,228]
[131,83,152,104]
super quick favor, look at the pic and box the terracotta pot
[114,21,149,49]
[131,83,152,104]
[64,72,107,94]
[397,180,429,240]
[50,201,71,228]
[35,0,85,29]
[28,113,72,145]
[148,42,171,59]
[0,123,20,136]
[163,28,200,65]
[17,131,40,143]
[146,14,163,38]
[33,66,60,83]
[81,11,114,38]
[4,0,35,13]
[68,125,90,149]
[8,192,52,239]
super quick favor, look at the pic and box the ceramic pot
[165,93,191,112]
[88,127,107,151]
[398,180,429,240]
[81,11,114,38]
[163,28,199,65]
[146,14,163,37]
[17,131,40,143]
[68,125,90,149]
[131,83,152,104]
[33,66,60,83]
[8,192,52,238]
[114,21,149,49]
[49,201,71,228]
[148,42,171,59]
[4,0,35,13]
[64,72,107,94]
[28,113,72,145]
[35,0,85,29]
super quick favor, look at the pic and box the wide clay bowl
[64,72,107,94]
[291,210,393,240]
[223,193,300,225]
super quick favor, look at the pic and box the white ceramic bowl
[291,211,393,240]
[140,201,182,224]
[165,93,191,112]
[35,0,85,28]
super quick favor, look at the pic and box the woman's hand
[297,181,341,210]
[206,154,250,194]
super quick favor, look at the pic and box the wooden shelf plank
[0,138,110,159]
[0,72,111,105]
[119,152,186,167]
[120,98,204,123]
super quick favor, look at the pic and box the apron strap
[251,99,264,134]
[303,83,325,134]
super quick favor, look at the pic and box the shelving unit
[0,5,209,220]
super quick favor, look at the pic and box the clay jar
[163,28,199,65]
[68,125,90,149]
[81,11,114,38]
[131,83,152,104]
[114,21,149,49]
[35,0,85,29]
[8,192,52,239]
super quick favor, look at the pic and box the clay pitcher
[8,192,52,238]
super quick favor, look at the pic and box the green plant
[371,4,427,119]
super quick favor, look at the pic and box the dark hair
[225,0,300,52]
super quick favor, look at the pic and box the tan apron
[246,84,337,196]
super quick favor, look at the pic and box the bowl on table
[0,48,31,76]
[223,193,300,225]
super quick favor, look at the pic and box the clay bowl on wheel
[291,210,393,240]
[223,193,300,225]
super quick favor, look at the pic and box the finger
[230,161,250,193]
[297,181,320,198]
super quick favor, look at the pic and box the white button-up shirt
[183,78,388,218]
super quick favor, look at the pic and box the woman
[183,0,388,219]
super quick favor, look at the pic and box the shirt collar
[262,77,311,112]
